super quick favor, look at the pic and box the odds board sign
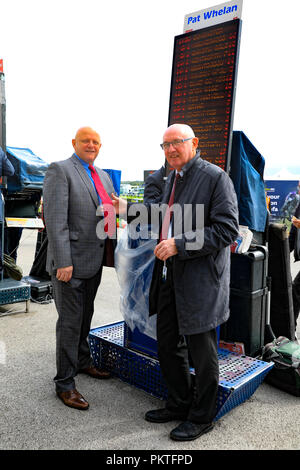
[184,0,243,32]
[168,17,241,172]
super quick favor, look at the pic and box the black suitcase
[23,275,53,302]
[221,245,268,356]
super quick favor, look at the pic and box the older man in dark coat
[112,124,239,441]
[145,124,239,441]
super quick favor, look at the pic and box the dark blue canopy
[230,131,268,233]
[6,146,49,193]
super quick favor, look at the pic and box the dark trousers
[292,270,300,330]
[156,261,219,424]
[4,227,23,261]
[51,267,103,392]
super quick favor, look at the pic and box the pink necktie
[89,165,116,237]
[160,173,180,241]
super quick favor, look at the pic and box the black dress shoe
[170,420,214,441]
[145,408,187,423]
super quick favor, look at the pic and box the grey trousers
[52,267,103,392]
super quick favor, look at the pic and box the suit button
[100,243,104,247]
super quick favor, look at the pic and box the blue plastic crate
[124,323,158,359]
[0,279,31,305]
[124,322,220,360]
[89,321,273,421]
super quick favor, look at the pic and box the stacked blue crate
[89,321,273,421]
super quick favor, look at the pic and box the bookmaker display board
[168,19,241,173]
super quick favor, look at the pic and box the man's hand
[292,216,300,229]
[111,193,127,215]
[154,238,178,261]
[56,266,73,283]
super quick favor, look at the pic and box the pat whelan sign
[183,0,243,32]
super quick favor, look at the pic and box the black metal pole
[0,71,6,282]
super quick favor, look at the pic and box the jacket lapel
[71,154,99,208]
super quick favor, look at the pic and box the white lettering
[127,203,150,240]
[106,455,141,467]
[150,454,193,464]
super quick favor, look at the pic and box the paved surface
[0,230,299,451]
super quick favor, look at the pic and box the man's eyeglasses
[160,138,193,151]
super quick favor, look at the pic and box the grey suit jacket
[43,154,115,279]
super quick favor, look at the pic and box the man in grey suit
[43,127,115,410]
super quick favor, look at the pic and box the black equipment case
[23,275,52,302]
[267,223,295,340]
[221,245,268,356]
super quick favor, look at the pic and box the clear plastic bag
[114,224,158,339]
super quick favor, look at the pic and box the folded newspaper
[231,225,253,254]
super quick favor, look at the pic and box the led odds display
[168,19,241,172]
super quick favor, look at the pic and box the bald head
[72,127,102,165]
[164,124,195,140]
[74,127,100,142]
[162,123,198,172]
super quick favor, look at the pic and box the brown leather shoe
[57,389,89,410]
[79,366,111,379]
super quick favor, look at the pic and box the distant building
[120,181,144,202]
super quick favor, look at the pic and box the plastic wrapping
[230,225,253,253]
[115,225,158,339]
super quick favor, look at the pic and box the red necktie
[89,165,116,237]
[160,173,180,241]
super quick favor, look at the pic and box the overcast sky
[1,0,299,180]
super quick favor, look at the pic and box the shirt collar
[74,153,90,170]
[174,151,200,178]
[181,151,201,175]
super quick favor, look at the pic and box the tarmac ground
[0,230,299,451]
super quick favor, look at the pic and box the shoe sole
[82,374,111,380]
[78,371,111,380]
[145,415,186,423]
[170,424,214,441]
